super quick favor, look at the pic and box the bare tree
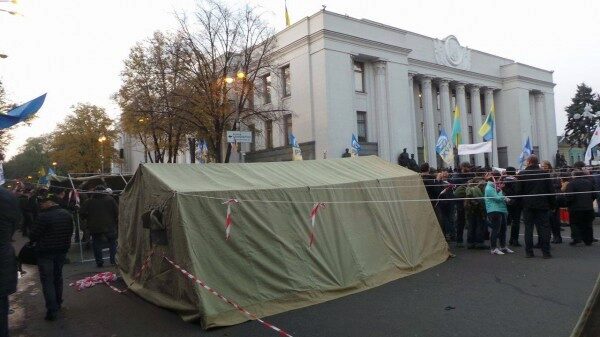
[176,0,287,163]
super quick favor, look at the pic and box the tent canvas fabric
[118,156,450,329]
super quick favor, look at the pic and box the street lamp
[224,71,246,163]
[52,162,57,167]
[98,135,107,173]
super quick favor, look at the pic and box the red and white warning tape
[308,202,326,247]
[223,198,239,240]
[163,255,294,337]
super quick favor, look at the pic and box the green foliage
[564,83,600,147]
[3,136,50,179]
[48,103,117,173]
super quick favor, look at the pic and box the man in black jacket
[0,187,20,337]
[565,169,596,245]
[502,167,522,247]
[517,155,556,258]
[30,196,73,321]
[80,186,118,267]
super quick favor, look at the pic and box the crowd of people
[0,183,119,332]
[421,154,598,258]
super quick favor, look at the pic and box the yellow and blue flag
[479,103,495,141]
[284,0,291,27]
[451,105,462,145]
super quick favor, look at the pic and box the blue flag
[351,134,361,153]
[289,133,299,148]
[0,93,47,130]
[518,137,532,169]
[435,129,454,165]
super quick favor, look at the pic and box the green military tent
[118,156,450,329]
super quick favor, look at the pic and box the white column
[455,83,469,163]
[544,92,558,161]
[421,76,437,165]
[375,61,390,161]
[484,88,498,167]
[408,73,418,157]
[439,79,452,167]
[470,85,485,166]
[534,92,547,161]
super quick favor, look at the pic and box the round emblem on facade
[444,35,463,66]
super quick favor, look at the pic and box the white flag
[457,141,492,155]
[584,125,600,164]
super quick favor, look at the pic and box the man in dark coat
[517,155,556,258]
[30,196,73,321]
[398,148,409,167]
[408,154,419,172]
[450,162,473,247]
[80,186,119,267]
[502,167,522,247]
[565,169,596,245]
[0,187,20,336]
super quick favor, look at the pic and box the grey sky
[1,0,599,159]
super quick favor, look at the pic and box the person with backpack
[464,175,488,250]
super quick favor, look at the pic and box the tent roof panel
[141,156,417,192]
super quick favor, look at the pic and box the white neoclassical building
[116,9,558,172]
[243,9,557,168]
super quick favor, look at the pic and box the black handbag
[18,242,37,265]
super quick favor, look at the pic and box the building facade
[244,10,557,168]
[116,10,558,172]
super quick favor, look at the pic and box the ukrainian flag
[284,0,291,27]
[479,103,495,141]
[451,105,462,145]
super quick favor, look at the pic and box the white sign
[458,141,492,155]
[226,131,252,143]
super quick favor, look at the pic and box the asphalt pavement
[8,224,600,337]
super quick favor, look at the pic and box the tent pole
[68,173,84,264]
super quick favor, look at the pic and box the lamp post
[98,135,107,173]
[224,71,246,163]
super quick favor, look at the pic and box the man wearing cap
[29,195,73,321]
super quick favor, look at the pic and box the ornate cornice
[408,58,503,84]
[502,75,556,88]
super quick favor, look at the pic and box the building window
[468,126,473,143]
[262,74,272,104]
[249,124,256,152]
[265,120,273,149]
[284,115,293,146]
[436,89,441,110]
[451,89,457,108]
[281,65,291,97]
[418,84,423,108]
[357,111,367,142]
[354,61,365,93]
[437,123,441,134]
[480,93,486,115]
[466,92,471,114]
